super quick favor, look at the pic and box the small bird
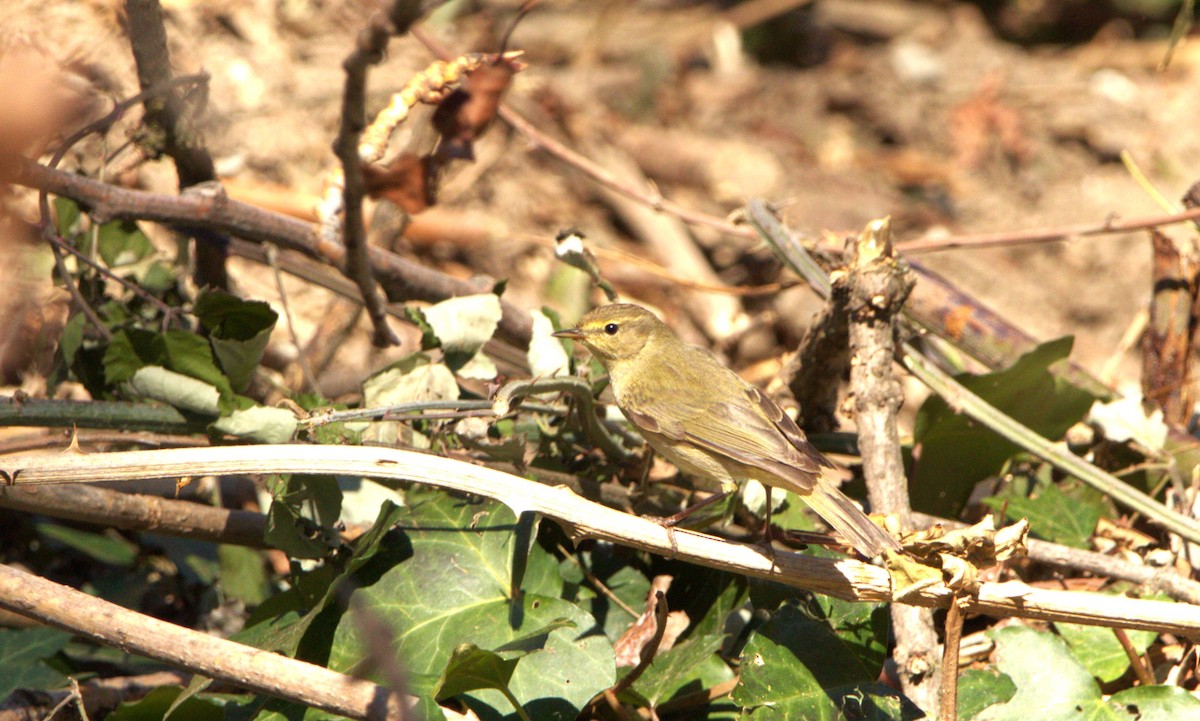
[553,303,899,557]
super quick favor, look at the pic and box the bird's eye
[604,323,619,335]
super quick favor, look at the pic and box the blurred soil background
[5,0,1199,404]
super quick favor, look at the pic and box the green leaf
[989,482,1103,548]
[35,521,138,567]
[958,669,1016,721]
[975,626,1121,721]
[433,644,522,700]
[623,634,730,707]
[813,596,890,674]
[219,545,272,606]
[911,337,1099,518]
[53,197,81,237]
[211,405,299,444]
[421,294,503,371]
[193,290,278,392]
[162,330,234,398]
[97,219,154,267]
[108,686,223,721]
[264,475,343,560]
[733,603,913,720]
[328,494,614,720]
[59,312,86,368]
[404,306,439,351]
[104,328,165,384]
[0,627,71,700]
[126,366,222,416]
[1054,622,1157,683]
[1109,685,1200,721]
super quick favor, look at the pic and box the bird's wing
[622,374,825,491]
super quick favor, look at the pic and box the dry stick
[0,483,268,547]
[125,0,230,290]
[0,564,440,721]
[900,205,1200,254]
[331,2,425,348]
[6,445,1200,636]
[1113,628,1156,686]
[14,162,533,348]
[842,218,940,714]
[265,244,323,396]
[21,453,1195,605]
[940,598,965,721]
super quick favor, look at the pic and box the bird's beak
[552,328,583,340]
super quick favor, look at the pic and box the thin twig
[332,3,424,348]
[265,244,322,395]
[14,162,534,348]
[900,205,1200,254]
[1113,628,1156,686]
[493,377,635,459]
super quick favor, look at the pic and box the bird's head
[552,303,667,363]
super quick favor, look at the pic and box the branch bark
[331,2,424,348]
[14,161,533,348]
[841,218,939,713]
[125,0,230,290]
[6,445,1200,636]
[0,563,446,721]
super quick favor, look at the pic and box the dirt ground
[8,0,1200,401]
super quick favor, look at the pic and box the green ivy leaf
[910,337,1099,518]
[433,644,522,701]
[1109,685,1200,721]
[987,482,1104,548]
[0,627,71,699]
[975,626,1121,721]
[958,669,1016,720]
[1054,621,1157,683]
[218,545,272,607]
[264,475,343,560]
[622,634,731,708]
[35,521,138,567]
[733,603,915,720]
[97,219,154,267]
[193,290,277,392]
[327,493,614,721]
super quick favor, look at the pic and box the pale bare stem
[9,445,1200,636]
[265,244,322,395]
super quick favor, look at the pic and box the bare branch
[14,161,533,348]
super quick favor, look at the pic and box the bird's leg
[760,486,775,548]
[654,489,731,528]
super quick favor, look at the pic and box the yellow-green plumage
[555,303,898,557]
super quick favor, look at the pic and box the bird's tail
[802,473,899,557]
